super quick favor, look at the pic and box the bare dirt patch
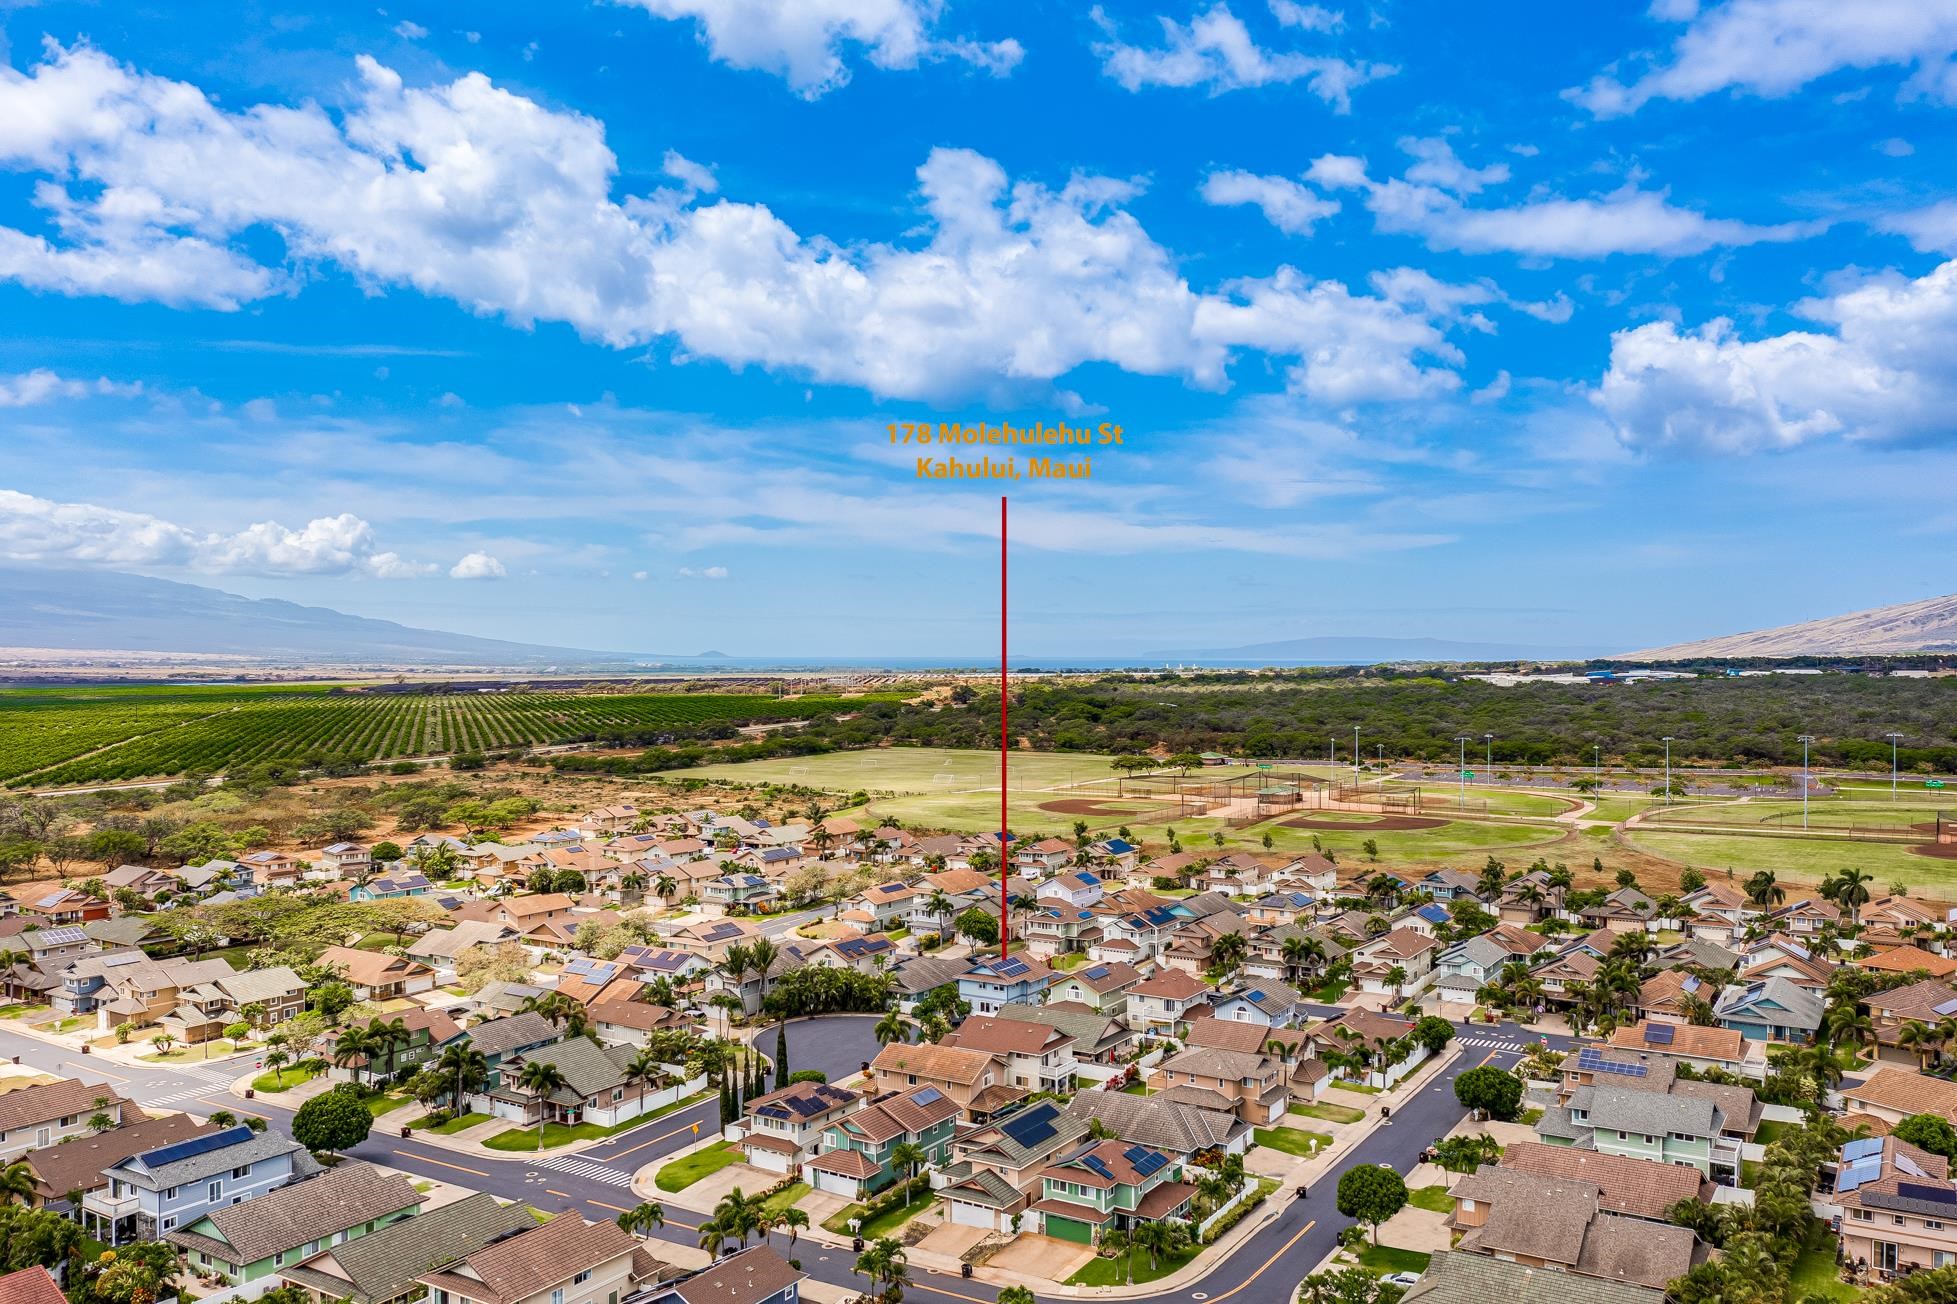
[1040,797,1153,817]
[1281,813,1448,831]
[1907,841,1957,859]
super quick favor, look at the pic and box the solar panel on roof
[1081,1155,1113,1180]
[140,1125,252,1168]
[999,1104,1058,1148]
[1644,1023,1676,1045]
[1575,1048,1648,1078]
[912,1086,944,1106]
[1899,1182,1957,1206]
[1133,1150,1167,1177]
[1083,966,1109,980]
[1246,990,1267,1002]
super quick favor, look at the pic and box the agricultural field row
[0,687,884,786]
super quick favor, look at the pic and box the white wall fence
[183,1275,287,1304]
[1195,1179,1256,1241]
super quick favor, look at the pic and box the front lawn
[251,1063,322,1093]
[366,1092,412,1118]
[484,1089,712,1151]
[141,1040,241,1063]
[1309,978,1351,1002]
[1787,1237,1857,1301]
[1358,1245,1431,1277]
[414,1111,491,1134]
[1254,1126,1333,1157]
[756,1183,809,1219]
[1065,1241,1199,1286]
[655,1140,740,1192]
[856,1189,936,1240]
[1290,1100,1366,1124]
[1407,1185,1452,1213]
[0,1003,43,1019]
[1754,1119,1793,1147]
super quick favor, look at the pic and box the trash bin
[244,1088,254,1099]
[961,1264,973,1279]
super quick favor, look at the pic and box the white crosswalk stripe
[1457,1036,1523,1051]
[530,1154,636,1187]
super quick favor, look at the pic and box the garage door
[1045,1215,1095,1244]
[811,1170,856,1198]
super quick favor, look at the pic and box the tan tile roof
[871,1041,1000,1085]
[1604,1021,1747,1063]
[316,946,433,989]
[0,1078,128,1134]
[418,1214,640,1304]
[1130,969,1208,999]
[943,1014,1073,1057]
[1498,1141,1710,1220]
[1863,945,1957,977]
[1843,1065,1957,1118]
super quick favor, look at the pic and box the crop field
[0,685,885,786]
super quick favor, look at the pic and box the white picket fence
[1195,1180,1256,1241]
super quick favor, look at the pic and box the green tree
[1895,1113,1957,1161]
[1453,1065,1523,1121]
[1411,1016,1454,1056]
[954,907,999,947]
[292,1087,373,1152]
[517,1060,568,1150]
[1335,1164,1407,1244]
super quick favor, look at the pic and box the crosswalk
[1457,1035,1524,1052]
[529,1153,636,1187]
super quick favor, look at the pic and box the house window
[165,1186,179,1199]
[574,1271,591,1285]
[162,1217,176,1230]
[552,1291,564,1304]
[1896,1215,1908,1226]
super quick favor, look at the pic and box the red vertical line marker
[1000,494,1009,959]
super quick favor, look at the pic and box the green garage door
[1045,1215,1095,1244]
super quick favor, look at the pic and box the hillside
[1634,592,1957,659]
[0,567,617,665]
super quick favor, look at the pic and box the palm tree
[874,1010,912,1046]
[523,991,588,1035]
[1832,867,1874,926]
[1827,1002,1873,1052]
[1384,965,1408,1001]
[516,1060,567,1150]
[618,1201,665,1236]
[1210,931,1248,977]
[1899,1019,1939,1069]
[698,1215,728,1258]
[437,1043,488,1114]
[1132,1219,1190,1272]
[0,1160,35,1204]
[747,937,781,1006]
[778,1206,809,1253]
[625,1046,665,1118]
[713,1189,761,1250]
[364,1016,412,1079]
[923,891,958,936]
[1099,1228,1134,1285]
[889,1141,928,1193]
[1744,870,1785,908]
[153,1032,177,1056]
[262,1048,291,1087]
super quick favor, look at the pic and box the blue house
[1713,976,1824,1044]
[85,1126,318,1246]
[349,872,433,901]
[959,954,1056,1015]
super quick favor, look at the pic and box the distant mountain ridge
[1633,592,1957,659]
[0,567,647,664]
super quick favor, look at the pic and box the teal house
[805,1085,960,1200]
[1030,1139,1196,1245]
[166,1162,420,1283]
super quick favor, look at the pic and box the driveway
[986,1233,1097,1282]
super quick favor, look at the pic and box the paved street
[1,1016,1566,1304]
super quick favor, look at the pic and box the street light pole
[1798,734,1814,829]
[1663,737,1673,805]
[1887,732,1903,801]
[1353,725,1361,782]
[1484,734,1494,790]
[1456,735,1471,809]
[1594,745,1601,789]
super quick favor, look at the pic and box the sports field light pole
[1594,744,1601,789]
[1798,734,1814,830]
[1353,725,1361,780]
[1887,732,1904,801]
[1483,734,1494,788]
[1662,737,1673,806]
[1455,735,1471,809]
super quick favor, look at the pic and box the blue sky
[2,0,1956,658]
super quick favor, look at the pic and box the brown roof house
[416,1213,659,1304]
[1146,1042,1287,1125]
[869,1041,1021,1122]
[738,1080,860,1175]
[941,1014,1080,1094]
[1446,1165,1709,1292]
[315,946,436,1002]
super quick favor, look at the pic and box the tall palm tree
[746,937,781,1006]
[1099,1228,1133,1286]
[626,1046,665,1118]
[778,1206,809,1253]
[1744,870,1785,908]
[330,1025,373,1075]
[617,1201,665,1236]
[516,1060,567,1150]
[889,1141,928,1193]
[874,1010,912,1046]
[1832,867,1874,926]
[1899,1019,1939,1069]
[713,1189,761,1250]
[698,1215,728,1258]
[923,891,958,936]
[437,1043,488,1114]
[1210,932,1248,976]
[1132,1219,1190,1272]
[0,1160,36,1205]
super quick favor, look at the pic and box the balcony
[83,1188,139,1221]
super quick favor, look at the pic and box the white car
[1382,1271,1422,1287]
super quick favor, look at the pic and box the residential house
[940,1101,1090,1231]
[1861,945,1957,981]
[739,1080,860,1174]
[701,874,780,915]
[16,1113,212,1212]
[886,956,973,1014]
[1399,1252,1665,1304]
[1124,968,1210,1035]
[1349,927,1440,997]
[463,1011,563,1073]
[1864,979,1957,1065]
[1445,1165,1706,1291]
[407,921,522,974]
[1769,896,1842,936]
[168,1162,419,1283]
[1043,961,1142,1016]
[1015,838,1075,876]
[318,844,372,876]
[943,1015,1079,1093]
[615,946,714,986]
[414,1213,658,1304]
[487,893,580,939]
[822,934,899,975]
[1496,871,1563,924]
[1031,1138,1195,1244]
[1493,1140,1714,1221]
[703,943,814,1016]
[51,953,235,1030]
[1309,1010,1425,1090]
[0,1270,65,1304]
[484,1039,666,1129]
[0,1077,132,1162]
[82,917,162,950]
[350,873,433,902]
[1038,870,1105,909]
[1419,868,1482,901]
[1147,1044,1286,1125]
[241,851,310,886]
[1841,1066,1957,1127]
[1022,904,1101,959]
[1538,1065,1751,1182]
[957,954,1055,1015]
[86,1124,320,1246]
[869,1042,1021,1122]
[1208,980,1307,1029]
[1246,892,1317,928]
[326,1007,465,1083]
[102,863,179,902]
[641,1248,798,1304]
[1062,1090,1251,1161]
[280,1191,534,1304]
[18,889,110,925]
[316,947,437,1002]
[1601,1021,1768,1080]
[19,925,97,971]
[1433,927,1545,1004]
[1712,975,1825,1044]
[1736,938,1838,992]
[1577,887,1662,934]
[1863,895,1945,935]
[1835,1135,1957,1281]
[997,1001,1133,1064]
[167,965,310,1043]
[1679,880,1756,941]
[805,1085,960,1199]
[590,1000,686,1049]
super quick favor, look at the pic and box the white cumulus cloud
[614,0,1022,98]
[1591,259,1957,452]
[1200,169,1340,234]
[449,551,508,579]
[0,369,141,406]
[0,490,441,577]
[1090,3,1392,108]
[0,45,1477,405]
[1570,0,1957,117]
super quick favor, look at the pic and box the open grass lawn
[1407,1185,1453,1213]
[1065,1240,1200,1287]
[1787,1237,1858,1301]
[864,790,1162,838]
[483,1104,680,1151]
[1626,828,1946,889]
[1357,1245,1431,1277]
[1309,978,1351,1002]
[141,1039,241,1063]
[756,1182,809,1219]
[855,1189,936,1240]
[1251,818,1562,860]
[655,1140,740,1192]
[1255,1126,1333,1157]
[1404,785,1575,817]
[366,1092,412,1118]
[1754,1119,1793,1147]
[0,1003,42,1019]
[413,1110,491,1134]
[1581,795,1663,823]
[251,1063,322,1093]
[655,747,1127,795]
[1291,1100,1366,1124]
[1643,796,1949,831]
